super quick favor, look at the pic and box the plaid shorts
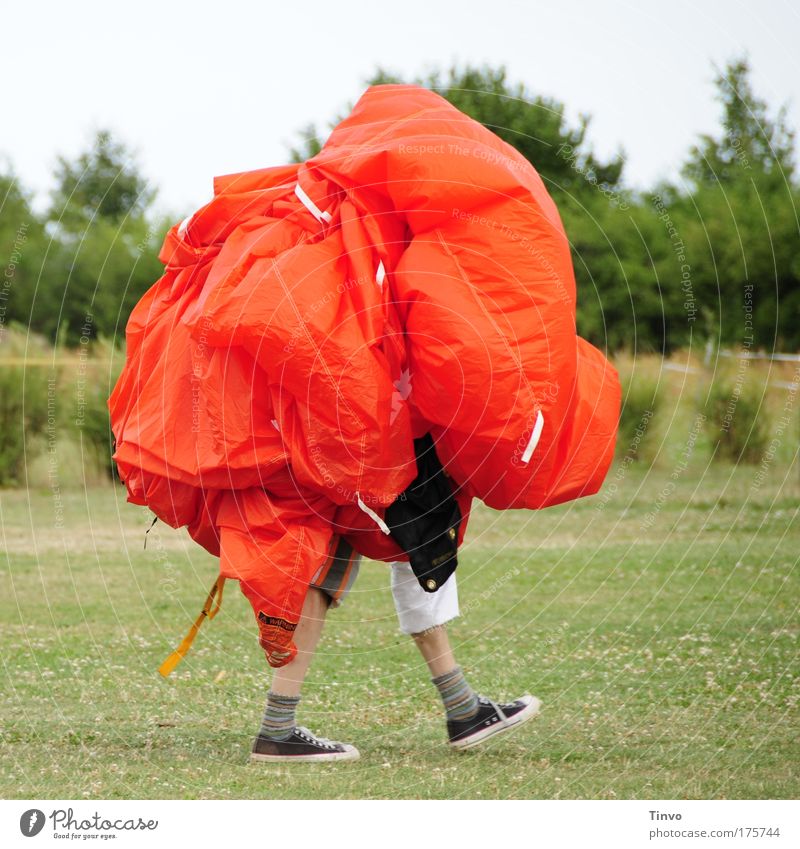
[309,535,361,607]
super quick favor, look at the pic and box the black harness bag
[384,433,462,593]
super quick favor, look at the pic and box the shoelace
[477,695,508,722]
[294,726,338,749]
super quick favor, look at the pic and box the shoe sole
[250,746,360,764]
[449,695,541,751]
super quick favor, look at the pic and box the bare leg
[396,570,540,747]
[410,623,457,678]
[252,586,360,759]
[270,587,330,697]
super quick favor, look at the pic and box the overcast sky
[4,0,798,216]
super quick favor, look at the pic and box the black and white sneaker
[448,694,541,750]
[250,726,360,763]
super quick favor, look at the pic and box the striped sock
[432,666,479,721]
[258,691,300,741]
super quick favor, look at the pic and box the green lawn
[1,463,798,799]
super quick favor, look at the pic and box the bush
[0,365,52,485]
[0,328,122,487]
[67,358,121,479]
[704,371,771,463]
[616,370,663,463]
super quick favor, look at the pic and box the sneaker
[448,694,541,750]
[250,726,360,763]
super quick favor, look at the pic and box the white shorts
[390,561,460,635]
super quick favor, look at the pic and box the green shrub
[0,365,52,485]
[60,344,122,480]
[0,328,122,486]
[703,372,771,463]
[616,370,663,462]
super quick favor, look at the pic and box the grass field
[1,461,798,799]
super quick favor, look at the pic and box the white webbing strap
[294,182,332,224]
[521,410,545,465]
[376,260,386,289]
[356,492,391,535]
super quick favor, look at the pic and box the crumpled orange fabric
[109,84,620,665]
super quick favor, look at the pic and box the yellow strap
[158,577,226,678]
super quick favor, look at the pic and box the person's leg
[391,562,479,715]
[413,624,481,722]
[390,561,540,748]
[251,539,361,762]
[418,622,540,749]
[269,587,330,698]
[256,587,329,746]
[410,623,456,678]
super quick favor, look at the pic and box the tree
[292,59,799,353]
[679,58,800,351]
[683,57,795,188]
[562,188,683,354]
[36,131,166,345]
[0,170,47,335]
[290,64,625,199]
[50,130,156,228]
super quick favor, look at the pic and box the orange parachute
[109,84,620,666]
